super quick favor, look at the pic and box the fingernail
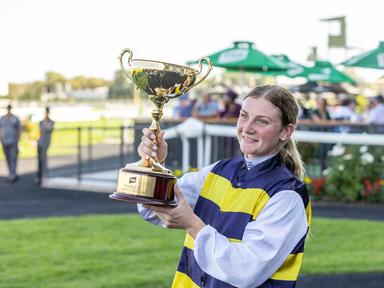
[153,145,157,150]
[151,152,156,157]
[145,155,150,160]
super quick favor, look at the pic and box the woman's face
[317,98,326,110]
[236,97,294,158]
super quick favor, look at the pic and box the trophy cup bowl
[109,48,212,206]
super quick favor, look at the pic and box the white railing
[164,118,384,172]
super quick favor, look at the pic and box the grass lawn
[0,215,383,288]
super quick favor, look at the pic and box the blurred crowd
[173,88,242,120]
[296,93,384,125]
[173,87,384,127]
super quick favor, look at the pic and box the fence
[45,119,384,181]
[46,125,134,180]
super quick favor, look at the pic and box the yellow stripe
[200,173,270,219]
[172,271,200,288]
[306,201,312,226]
[184,233,195,250]
[271,253,303,281]
[184,233,242,251]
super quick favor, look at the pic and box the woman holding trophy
[137,85,311,288]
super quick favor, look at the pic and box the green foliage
[108,70,133,99]
[297,142,318,166]
[69,76,111,89]
[8,72,111,101]
[45,71,66,84]
[323,145,384,202]
[0,215,383,288]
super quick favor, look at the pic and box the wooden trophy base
[109,161,177,207]
[109,193,177,207]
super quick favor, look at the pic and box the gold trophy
[109,48,212,206]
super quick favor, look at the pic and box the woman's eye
[240,113,247,119]
[256,119,268,125]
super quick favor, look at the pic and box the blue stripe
[211,157,244,180]
[194,196,252,240]
[259,278,296,288]
[212,155,309,207]
[177,247,241,287]
[291,234,306,254]
[177,248,297,287]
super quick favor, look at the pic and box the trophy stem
[143,95,169,169]
[149,95,168,135]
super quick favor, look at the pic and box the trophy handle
[118,48,134,80]
[183,57,212,94]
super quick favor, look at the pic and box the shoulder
[262,165,308,200]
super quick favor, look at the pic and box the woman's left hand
[146,185,205,238]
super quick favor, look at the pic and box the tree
[108,70,133,99]
[69,76,111,89]
[45,71,66,93]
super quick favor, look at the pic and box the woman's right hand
[138,128,168,163]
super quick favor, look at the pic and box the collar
[244,153,278,170]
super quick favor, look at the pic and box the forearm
[186,215,205,239]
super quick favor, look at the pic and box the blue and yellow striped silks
[199,173,270,219]
[172,271,200,288]
[172,155,311,288]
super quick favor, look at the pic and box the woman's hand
[146,185,205,239]
[138,128,168,163]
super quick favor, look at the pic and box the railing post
[181,136,190,173]
[120,125,125,168]
[77,127,82,182]
[88,126,92,170]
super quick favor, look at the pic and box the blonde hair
[245,85,305,180]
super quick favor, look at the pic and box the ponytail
[279,138,305,180]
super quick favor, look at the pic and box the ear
[280,124,295,142]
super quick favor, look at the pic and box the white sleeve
[137,162,218,226]
[193,190,308,288]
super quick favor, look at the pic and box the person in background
[331,97,362,123]
[310,97,331,122]
[23,114,39,148]
[137,85,311,288]
[366,95,384,124]
[173,93,195,119]
[219,89,242,118]
[365,95,384,133]
[35,107,54,185]
[0,104,21,182]
[192,92,220,118]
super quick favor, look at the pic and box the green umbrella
[295,60,356,84]
[341,41,384,69]
[188,41,286,72]
[260,54,308,77]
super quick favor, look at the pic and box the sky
[1,0,384,95]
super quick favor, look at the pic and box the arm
[136,126,217,226]
[193,191,308,288]
[137,163,216,227]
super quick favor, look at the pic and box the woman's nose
[243,120,254,133]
